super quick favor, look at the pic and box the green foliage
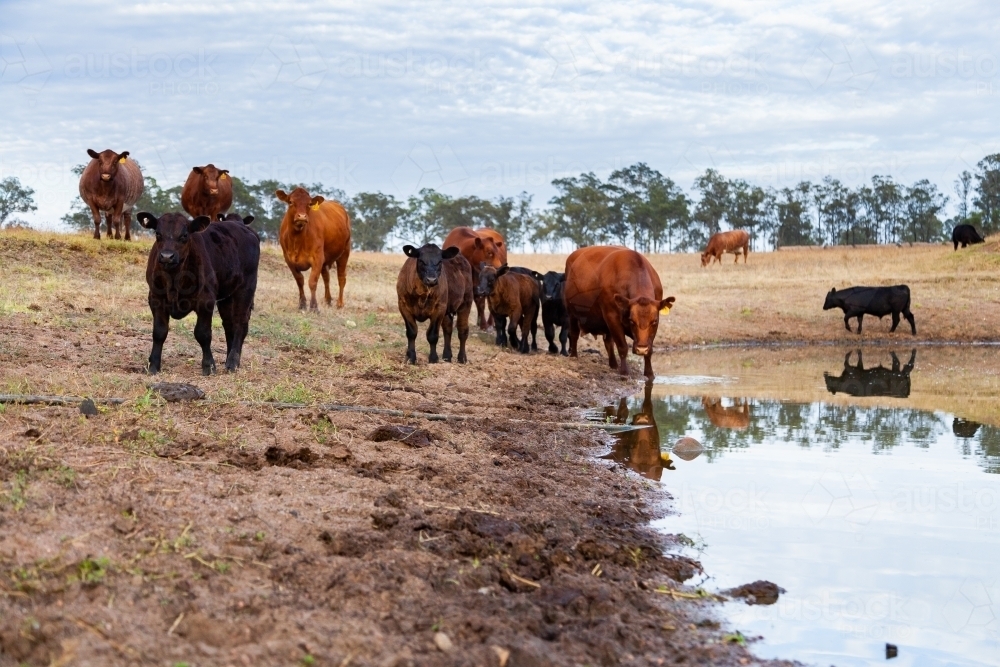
[0,177,37,228]
[351,191,406,251]
[973,153,1000,234]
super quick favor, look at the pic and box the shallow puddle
[604,346,1000,667]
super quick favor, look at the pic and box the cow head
[217,212,255,225]
[473,236,503,268]
[137,211,211,271]
[614,295,676,356]
[87,148,129,183]
[276,187,323,232]
[823,288,839,310]
[192,164,229,196]
[474,263,509,299]
[404,244,460,288]
[700,251,711,267]
[531,271,566,303]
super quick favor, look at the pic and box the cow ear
[87,149,99,159]
[403,245,419,258]
[242,215,254,225]
[118,151,129,162]
[137,212,157,230]
[310,196,325,209]
[496,265,509,277]
[530,271,544,280]
[474,237,483,249]
[192,166,203,174]
[189,216,212,234]
[216,213,224,221]
[614,294,630,312]
[659,297,676,314]
[442,246,460,260]
[275,189,290,202]
[829,287,835,294]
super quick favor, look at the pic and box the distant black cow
[530,270,569,355]
[491,266,539,350]
[137,211,260,375]
[823,285,916,335]
[824,349,915,398]
[952,224,985,251]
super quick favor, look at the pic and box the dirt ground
[2,230,998,667]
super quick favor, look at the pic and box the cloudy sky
[1,0,997,228]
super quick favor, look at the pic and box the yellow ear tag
[310,203,320,211]
[119,157,127,163]
[659,306,671,315]
[220,173,228,180]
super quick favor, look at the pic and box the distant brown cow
[442,226,504,329]
[276,187,351,311]
[396,243,473,364]
[474,227,508,264]
[564,246,675,377]
[181,164,233,219]
[701,397,750,429]
[474,264,539,354]
[701,229,750,266]
[79,149,144,240]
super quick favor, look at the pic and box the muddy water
[604,346,1000,667]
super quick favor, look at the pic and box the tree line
[2,154,999,251]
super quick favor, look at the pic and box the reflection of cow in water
[824,350,915,398]
[702,397,750,429]
[953,418,982,438]
[601,381,671,481]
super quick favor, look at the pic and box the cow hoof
[202,364,216,376]
[406,356,417,365]
[458,354,467,364]
[560,351,569,357]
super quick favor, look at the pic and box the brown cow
[276,187,351,311]
[474,264,539,354]
[600,381,670,481]
[181,164,233,219]
[474,227,508,264]
[701,397,750,429]
[564,246,675,377]
[396,243,473,364]
[79,149,144,240]
[701,229,750,266]
[442,226,504,329]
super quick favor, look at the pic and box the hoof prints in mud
[367,424,435,447]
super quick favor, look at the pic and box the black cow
[952,224,985,251]
[824,350,915,398]
[823,285,916,335]
[491,266,539,350]
[530,270,569,355]
[137,211,260,375]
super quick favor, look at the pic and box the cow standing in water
[701,229,750,266]
[181,164,233,219]
[564,246,675,377]
[442,227,505,329]
[78,149,144,240]
[276,188,351,310]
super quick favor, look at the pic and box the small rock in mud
[328,445,351,460]
[672,437,704,461]
[149,382,205,402]
[724,580,785,605]
[433,631,453,652]
[367,424,433,448]
[79,398,99,417]
[374,489,406,509]
[264,446,317,468]
[371,511,401,530]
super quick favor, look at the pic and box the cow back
[201,218,261,291]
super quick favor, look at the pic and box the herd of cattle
[73,148,990,379]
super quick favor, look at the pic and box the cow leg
[289,265,307,310]
[544,317,557,354]
[88,204,103,240]
[111,202,124,240]
[426,317,441,363]
[147,307,169,374]
[307,262,322,312]
[843,314,853,332]
[321,265,333,307]
[890,311,900,332]
[643,351,654,378]
[335,251,349,308]
[441,313,454,362]
[508,307,522,352]
[604,335,617,370]
[568,317,581,358]
[194,305,217,375]
[494,314,507,347]
[217,300,241,372]
[559,324,569,356]
[402,312,419,365]
[456,301,470,364]
[954,240,959,251]
[855,314,864,334]
[529,305,538,351]
[122,208,132,241]
[227,297,253,372]
[905,310,916,335]
[475,296,488,330]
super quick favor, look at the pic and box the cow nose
[425,277,439,286]
[209,188,219,195]
[101,174,111,181]
[634,346,650,356]
[159,251,178,264]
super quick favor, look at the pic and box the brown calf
[396,244,473,364]
[564,246,675,377]
[79,149,144,240]
[181,164,233,219]
[276,187,351,311]
[474,264,539,354]
[701,229,750,266]
[442,226,504,329]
